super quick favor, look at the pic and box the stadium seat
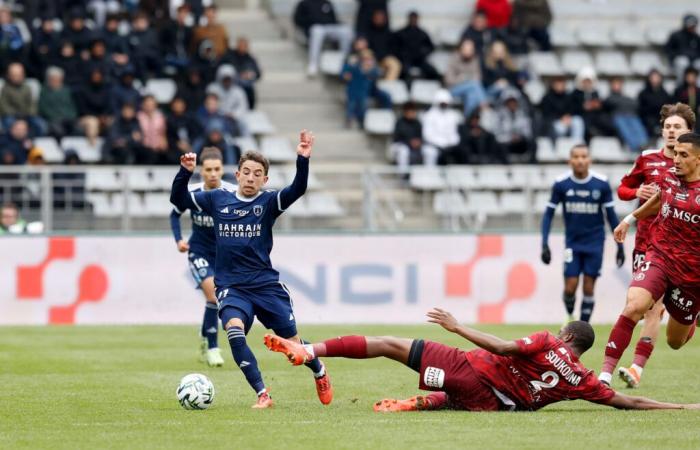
[646,23,676,46]
[536,137,559,163]
[630,50,670,76]
[61,136,103,163]
[126,193,148,217]
[377,79,409,105]
[233,136,259,152]
[144,78,177,104]
[284,167,322,190]
[88,192,124,217]
[499,191,528,214]
[86,168,123,191]
[612,25,648,47]
[528,52,564,77]
[26,78,41,103]
[622,79,644,99]
[444,166,477,189]
[363,109,396,135]
[433,190,469,216]
[260,136,296,162]
[438,25,463,47]
[595,51,631,76]
[126,168,155,191]
[465,191,503,216]
[555,137,580,161]
[510,166,540,189]
[284,197,310,217]
[590,137,631,163]
[596,79,611,99]
[428,51,451,76]
[577,24,613,47]
[265,167,287,190]
[535,191,555,213]
[319,50,345,75]
[523,79,546,105]
[409,166,446,191]
[151,167,177,190]
[561,50,594,75]
[34,137,64,163]
[143,193,174,216]
[549,24,579,47]
[475,166,511,190]
[306,192,345,217]
[243,111,276,135]
[410,80,442,104]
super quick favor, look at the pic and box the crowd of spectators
[0,1,261,166]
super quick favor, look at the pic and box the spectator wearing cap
[444,38,488,117]
[394,11,440,81]
[137,94,171,164]
[29,15,61,79]
[0,63,47,136]
[103,102,143,164]
[110,66,141,115]
[206,64,250,134]
[364,9,401,81]
[571,66,615,140]
[0,120,33,165]
[192,119,241,165]
[167,96,202,157]
[493,88,535,163]
[192,4,229,59]
[604,77,649,152]
[539,76,585,142]
[129,11,163,81]
[475,0,512,29]
[0,6,25,68]
[512,0,552,51]
[38,66,79,139]
[665,14,700,82]
[73,66,113,146]
[422,89,461,161]
[390,102,437,174]
[355,0,389,35]
[454,110,505,164]
[161,4,194,74]
[638,69,672,138]
[61,8,93,60]
[461,9,495,56]
[177,67,207,113]
[223,37,262,109]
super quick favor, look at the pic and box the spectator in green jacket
[38,66,78,139]
[0,62,47,135]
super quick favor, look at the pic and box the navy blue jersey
[171,156,308,290]
[170,181,236,259]
[542,171,619,251]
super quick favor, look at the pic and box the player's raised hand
[297,129,315,158]
[427,308,459,333]
[177,240,190,253]
[614,222,630,243]
[636,184,657,200]
[180,152,197,172]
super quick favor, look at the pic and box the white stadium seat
[26,78,41,103]
[126,168,155,191]
[409,166,446,191]
[285,197,310,217]
[233,136,259,152]
[243,111,276,135]
[377,79,409,105]
[144,78,177,104]
[144,193,176,216]
[529,52,564,77]
[523,79,546,105]
[61,136,103,163]
[536,137,559,163]
[364,109,396,135]
[475,166,511,190]
[646,24,676,46]
[86,168,123,191]
[265,167,287,190]
[510,166,540,189]
[550,24,579,47]
[595,51,631,77]
[34,137,64,163]
[444,166,477,189]
[561,50,594,75]
[622,79,645,99]
[577,24,613,47]
[433,190,469,216]
[319,50,345,75]
[499,191,528,214]
[439,25,463,47]
[88,192,125,217]
[590,137,630,163]
[555,137,580,161]
[466,191,503,216]
[306,192,345,217]
[428,51,451,76]
[630,50,670,76]
[410,80,442,104]
[260,136,296,162]
[612,25,648,47]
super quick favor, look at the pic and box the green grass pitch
[2,324,699,450]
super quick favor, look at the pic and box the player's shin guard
[563,293,576,315]
[226,327,265,395]
[202,302,219,349]
[320,335,368,358]
[632,337,654,369]
[580,296,595,322]
[601,315,636,378]
[301,339,324,376]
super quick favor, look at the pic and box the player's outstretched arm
[170,152,198,212]
[427,308,520,356]
[278,130,314,211]
[605,392,700,410]
[614,192,661,243]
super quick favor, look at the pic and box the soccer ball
[177,373,215,410]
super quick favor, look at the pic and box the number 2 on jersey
[530,371,560,392]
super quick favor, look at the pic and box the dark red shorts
[418,341,500,411]
[630,260,700,325]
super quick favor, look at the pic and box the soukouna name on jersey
[218,223,263,238]
[544,350,582,386]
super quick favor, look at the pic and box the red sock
[320,336,368,358]
[425,392,448,410]
[632,338,654,368]
[602,315,637,374]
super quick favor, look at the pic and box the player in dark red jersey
[600,132,700,386]
[263,308,699,412]
[615,103,696,388]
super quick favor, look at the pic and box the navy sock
[580,296,595,322]
[202,303,219,349]
[302,339,323,376]
[563,293,576,315]
[226,327,265,395]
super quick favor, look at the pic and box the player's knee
[224,318,245,331]
[666,337,685,350]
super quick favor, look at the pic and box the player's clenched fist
[180,152,197,172]
[614,222,629,243]
[426,308,459,332]
[297,129,315,158]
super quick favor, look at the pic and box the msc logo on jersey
[661,202,671,218]
[253,205,264,216]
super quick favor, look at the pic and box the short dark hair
[660,102,696,130]
[200,147,223,163]
[403,101,417,112]
[563,321,595,354]
[569,143,588,156]
[677,132,700,151]
[238,151,270,175]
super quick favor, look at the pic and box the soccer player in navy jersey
[262,308,700,412]
[170,130,332,409]
[170,147,234,367]
[541,144,625,323]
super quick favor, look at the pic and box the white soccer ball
[177,373,215,410]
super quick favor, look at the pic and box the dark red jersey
[647,173,700,287]
[465,331,614,411]
[618,149,674,252]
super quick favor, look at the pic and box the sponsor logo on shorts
[634,272,646,281]
[424,366,445,388]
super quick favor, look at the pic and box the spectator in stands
[390,102,437,175]
[0,6,25,69]
[571,66,614,140]
[365,9,401,81]
[539,76,585,142]
[355,0,389,35]
[394,11,439,81]
[342,48,382,128]
[461,9,494,56]
[444,38,488,117]
[196,92,245,139]
[638,69,672,138]
[493,88,535,162]
[28,15,60,79]
[454,110,505,164]
[500,15,530,70]
[422,89,461,162]
[161,5,194,75]
[100,13,131,66]
[103,102,143,164]
[475,0,512,29]
[192,4,230,59]
[137,94,171,164]
[38,66,78,139]
[347,37,392,107]
[665,14,700,82]
[206,64,250,133]
[511,0,552,51]
[56,41,83,88]
[604,77,649,152]
[192,39,223,85]
[192,119,241,165]
[85,37,112,81]
[110,66,141,115]
[0,203,26,234]
[52,149,86,209]
[61,8,92,59]
[482,40,519,99]
[0,63,46,136]
[129,11,163,81]
[74,66,112,146]
[177,67,207,113]
[167,96,202,157]
[88,0,121,28]
[293,0,354,76]
[224,37,262,109]
[673,67,699,129]
[0,120,33,165]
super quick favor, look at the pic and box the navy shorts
[563,247,603,278]
[188,251,215,288]
[217,283,297,336]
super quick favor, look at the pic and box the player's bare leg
[580,275,597,322]
[374,392,449,412]
[666,316,696,349]
[224,317,272,409]
[599,287,654,385]
[619,301,665,388]
[563,276,579,322]
[283,333,333,405]
[200,277,224,367]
